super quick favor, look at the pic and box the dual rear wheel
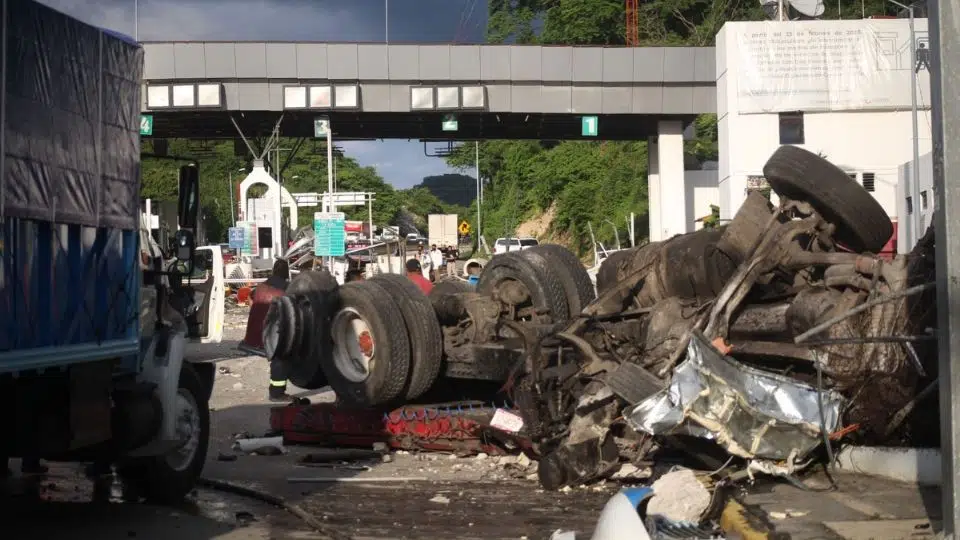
[307,245,594,407]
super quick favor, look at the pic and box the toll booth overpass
[140,42,718,245]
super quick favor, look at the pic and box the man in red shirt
[406,259,433,295]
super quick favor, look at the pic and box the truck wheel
[263,296,298,360]
[370,273,444,400]
[478,252,569,323]
[595,248,637,296]
[429,279,473,300]
[322,281,411,407]
[119,364,209,504]
[524,245,596,316]
[763,145,893,253]
[286,270,340,390]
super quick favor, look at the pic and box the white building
[897,152,935,251]
[647,125,721,240]
[715,18,933,251]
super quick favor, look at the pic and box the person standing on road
[445,245,459,278]
[416,245,432,281]
[257,259,292,401]
[405,259,433,295]
[429,244,444,281]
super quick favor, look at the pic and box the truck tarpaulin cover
[1,1,143,230]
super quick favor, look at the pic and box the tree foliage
[141,139,466,244]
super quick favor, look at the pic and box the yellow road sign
[458,220,471,234]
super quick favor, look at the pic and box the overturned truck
[263,146,936,489]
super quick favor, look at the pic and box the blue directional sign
[314,212,346,257]
[227,227,245,249]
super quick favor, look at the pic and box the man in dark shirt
[406,259,433,295]
[240,259,292,401]
[345,269,364,282]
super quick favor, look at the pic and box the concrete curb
[835,446,941,486]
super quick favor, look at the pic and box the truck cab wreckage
[264,145,936,491]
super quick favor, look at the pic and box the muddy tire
[431,279,475,296]
[478,252,569,323]
[286,270,340,390]
[763,145,892,253]
[321,280,411,407]
[118,364,210,504]
[370,273,444,400]
[525,245,595,316]
[595,248,636,296]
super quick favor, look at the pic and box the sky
[37,0,488,188]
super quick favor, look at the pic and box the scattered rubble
[646,468,711,523]
[236,145,940,536]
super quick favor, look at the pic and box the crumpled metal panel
[626,331,846,460]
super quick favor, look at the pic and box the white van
[494,237,539,254]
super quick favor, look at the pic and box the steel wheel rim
[331,307,376,383]
[165,388,201,472]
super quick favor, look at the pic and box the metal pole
[908,7,922,245]
[890,0,923,244]
[134,0,139,41]
[368,193,374,241]
[385,0,389,44]
[274,142,283,258]
[326,121,335,271]
[327,127,335,214]
[931,0,960,533]
[475,141,481,238]
[228,171,236,226]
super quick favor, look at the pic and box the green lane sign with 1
[581,116,598,137]
[140,114,153,136]
[314,117,330,138]
[314,212,346,257]
[442,114,458,132]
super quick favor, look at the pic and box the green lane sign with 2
[140,114,153,136]
[581,116,598,137]
[314,212,346,257]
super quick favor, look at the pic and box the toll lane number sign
[581,116,598,137]
[140,114,153,136]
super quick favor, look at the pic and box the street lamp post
[888,0,922,243]
[228,167,244,227]
[475,141,481,243]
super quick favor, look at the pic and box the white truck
[428,214,459,248]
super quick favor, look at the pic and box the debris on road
[270,401,529,456]
[232,436,286,455]
[236,145,940,536]
[646,468,711,524]
[287,476,429,484]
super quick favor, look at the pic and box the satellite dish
[758,0,824,19]
[790,0,826,18]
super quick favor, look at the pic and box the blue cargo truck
[0,0,218,501]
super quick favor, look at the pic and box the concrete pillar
[656,120,686,240]
[647,137,662,242]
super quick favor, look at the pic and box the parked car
[493,237,539,254]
